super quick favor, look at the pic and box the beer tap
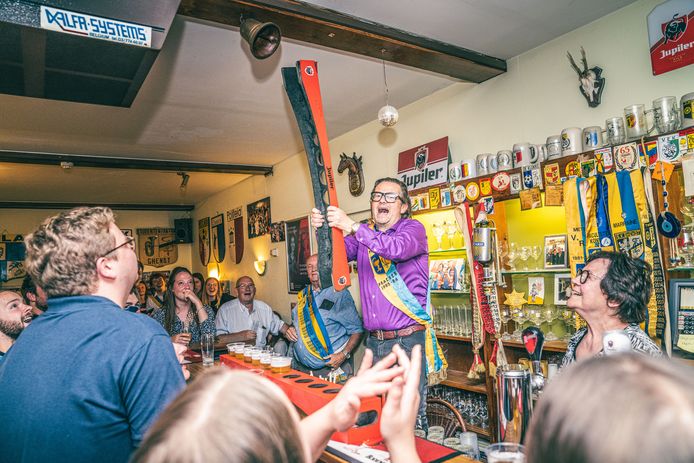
[522,326,545,397]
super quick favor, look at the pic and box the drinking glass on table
[201,333,214,366]
[486,443,525,463]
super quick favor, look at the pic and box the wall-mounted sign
[40,6,152,48]
[397,136,450,190]
[137,228,177,268]
[211,214,226,263]
[648,0,694,75]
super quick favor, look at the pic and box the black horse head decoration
[337,152,364,197]
[567,47,605,108]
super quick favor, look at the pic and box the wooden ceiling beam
[178,0,506,82]
[0,150,273,176]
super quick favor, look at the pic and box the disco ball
[378,105,399,127]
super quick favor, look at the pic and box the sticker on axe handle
[466,182,480,201]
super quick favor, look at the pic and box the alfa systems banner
[648,0,694,75]
[397,136,450,190]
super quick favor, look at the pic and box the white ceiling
[0,0,638,206]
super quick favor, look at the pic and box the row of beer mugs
[449,92,694,180]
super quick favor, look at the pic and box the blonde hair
[131,368,306,463]
[526,354,694,463]
[24,207,116,298]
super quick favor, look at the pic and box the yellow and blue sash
[367,250,448,385]
[297,287,333,360]
[605,171,644,260]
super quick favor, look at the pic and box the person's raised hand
[325,206,355,234]
[380,344,422,462]
[184,289,203,310]
[172,342,190,381]
[328,348,404,432]
[311,208,326,229]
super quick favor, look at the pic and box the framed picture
[247,197,272,239]
[554,273,572,305]
[544,234,568,269]
[428,259,466,291]
[527,276,545,305]
[270,222,286,243]
[285,216,313,294]
[668,279,694,353]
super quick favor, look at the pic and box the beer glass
[487,443,526,463]
[605,117,626,145]
[624,104,654,139]
[201,333,214,366]
[652,96,681,134]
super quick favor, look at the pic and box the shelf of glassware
[501,339,567,353]
[667,266,694,272]
[501,268,570,275]
[431,290,470,294]
[440,369,488,395]
[430,247,466,255]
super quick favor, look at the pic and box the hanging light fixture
[377,49,399,127]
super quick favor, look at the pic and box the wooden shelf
[441,369,487,394]
[437,334,472,342]
[502,268,570,275]
[502,339,567,352]
[667,266,694,272]
[467,424,491,438]
[431,289,470,294]
[430,247,466,254]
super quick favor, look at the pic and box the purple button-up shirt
[345,218,429,331]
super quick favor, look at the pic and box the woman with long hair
[152,267,215,345]
[202,277,221,311]
[192,272,205,300]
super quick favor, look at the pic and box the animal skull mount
[337,152,365,197]
[567,47,605,108]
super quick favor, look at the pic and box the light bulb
[378,105,399,127]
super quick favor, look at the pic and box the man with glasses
[311,177,437,429]
[0,207,185,463]
[560,250,662,368]
[216,275,298,347]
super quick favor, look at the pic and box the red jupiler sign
[648,0,694,75]
[397,136,450,191]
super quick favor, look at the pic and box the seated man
[0,291,32,362]
[216,275,297,347]
[292,254,362,380]
[20,274,47,317]
[0,207,185,463]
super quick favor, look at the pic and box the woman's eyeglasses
[576,268,605,284]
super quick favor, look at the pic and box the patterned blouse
[151,305,216,344]
[561,324,662,368]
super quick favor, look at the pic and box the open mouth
[22,315,33,324]
[377,206,389,214]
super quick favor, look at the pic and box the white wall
[0,209,193,288]
[194,0,693,320]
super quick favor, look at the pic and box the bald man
[0,291,32,363]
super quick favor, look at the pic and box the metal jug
[496,364,532,443]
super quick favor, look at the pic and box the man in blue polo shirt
[0,207,185,463]
[291,254,362,380]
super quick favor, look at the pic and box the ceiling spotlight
[177,172,190,191]
[378,50,399,127]
[240,17,281,60]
